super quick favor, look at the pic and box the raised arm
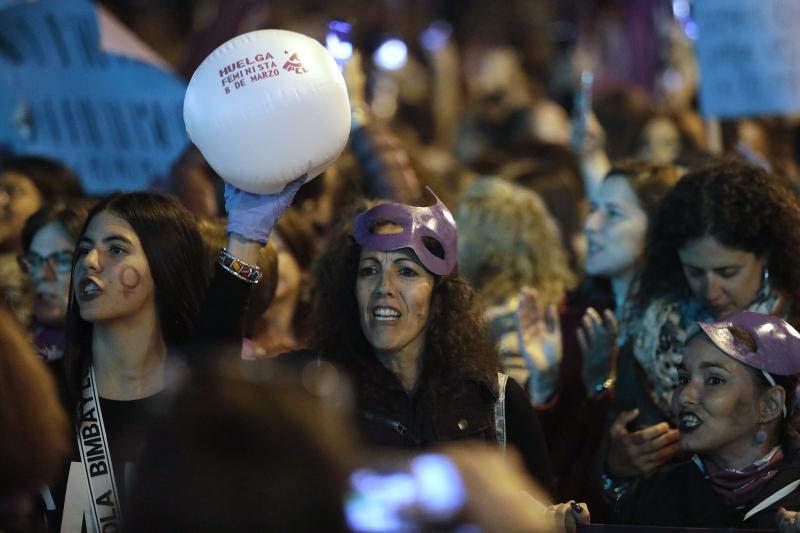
[189,179,303,363]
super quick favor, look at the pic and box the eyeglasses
[17,250,74,276]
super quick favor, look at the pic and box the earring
[755,424,768,444]
[763,268,770,283]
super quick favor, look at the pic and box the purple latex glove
[224,176,305,244]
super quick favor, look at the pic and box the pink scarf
[696,447,784,506]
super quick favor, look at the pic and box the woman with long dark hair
[57,182,299,531]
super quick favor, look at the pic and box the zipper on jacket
[361,410,420,444]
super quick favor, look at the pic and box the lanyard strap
[494,372,509,455]
[76,367,123,531]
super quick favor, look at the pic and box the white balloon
[184,29,351,194]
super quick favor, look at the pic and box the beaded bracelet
[218,248,263,284]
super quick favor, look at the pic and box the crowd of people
[6,2,800,532]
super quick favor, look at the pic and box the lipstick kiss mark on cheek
[119,266,142,294]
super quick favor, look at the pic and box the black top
[98,395,168,505]
[617,450,800,529]
[47,264,251,531]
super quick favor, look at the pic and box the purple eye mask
[353,190,458,276]
[699,311,800,376]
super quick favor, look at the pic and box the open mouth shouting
[678,411,702,433]
[77,277,103,301]
[587,239,603,256]
[372,306,401,322]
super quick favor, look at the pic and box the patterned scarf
[632,280,784,414]
[694,446,785,506]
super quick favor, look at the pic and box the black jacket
[617,449,800,529]
[282,348,556,494]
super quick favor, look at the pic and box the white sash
[68,367,123,532]
[61,462,95,533]
[743,479,800,521]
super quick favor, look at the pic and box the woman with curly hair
[301,192,556,492]
[456,177,576,405]
[603,159,800,505]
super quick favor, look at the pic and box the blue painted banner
[694,0,800,118]
[0,0,188,194]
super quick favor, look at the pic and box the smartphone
[325,19,353,69]
[344,453,466,532]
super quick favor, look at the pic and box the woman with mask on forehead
[617,311,800,530]
[295,190,589,531]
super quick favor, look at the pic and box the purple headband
[353,188,458,276]
[698,311,800,377]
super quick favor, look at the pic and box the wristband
[218,248,262,284]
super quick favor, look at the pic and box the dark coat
[617,450,800,529]
[282,348,556,494]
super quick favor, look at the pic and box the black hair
[727,325,800,451]
[21,200,94,253]
[127,363,353,532]
[63,192,209,401]
[2,156,85,201]
[309,201,500,389]
[636,159,800,327]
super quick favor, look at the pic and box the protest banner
[0,0,188,194]
[694,0,800,118]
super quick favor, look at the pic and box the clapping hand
[516,287,562,405]
[577,307,618,397]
